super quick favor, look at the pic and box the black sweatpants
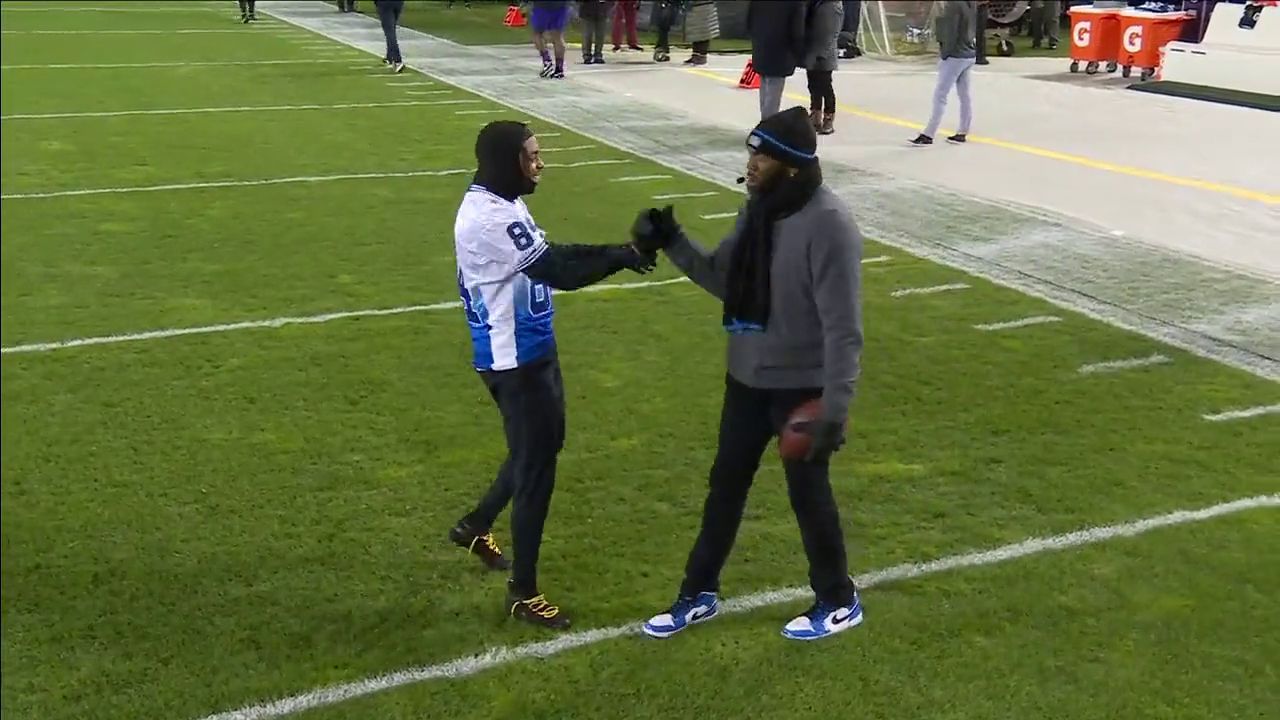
[807,69,835,114]
[237,0,255,15]
[681,375,856,605]
[652,0,678,51]
[375,0,404,63]
[465,354,566,596]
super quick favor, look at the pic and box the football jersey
[454,184,556,371]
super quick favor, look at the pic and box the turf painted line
[454,109,502,115]
[1,59,352,69]
[0,6,222,11]
[1,100,478,120]
[0,168,473,201]
[191,493,1280,720]
[653,191,719,200]
[1201,403,1280,422]
[861,256,892,264]
[544,159,630,168]
[402,90,451,96]
[535,132,562,137]
[973,315,1063,331]
[1077,353,1172,375]
[0,279,691,356]
[890,283,971,298]
[540,145,596,153]
[700,211,738,220]
[1,29,266,34]
[386,81,434,86]
[610,175,673,183]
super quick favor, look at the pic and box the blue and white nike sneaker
[780,592,863,641]
[642,592,719,638]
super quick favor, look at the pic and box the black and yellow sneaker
[508,587,571,630]
[448,521,511,571]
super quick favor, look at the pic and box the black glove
[804,419,847,463]
[631,205,681,254]
[616,244,657,275]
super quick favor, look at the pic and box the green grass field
[2,3,1277,720]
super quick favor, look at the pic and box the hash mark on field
[388,81,433,87]
[611,175,673,183]
[1077,353,1171,375]
[700,211,738,219]
[191,493,1280,720]
[1201,404,1280,422]
[454,109,502,115]
[1,100,478,120]
[536,132,562,137]
[653,191,718,200]
[544,159,630,168]
[1,59,353,69]
[974,315,1063,331]
[0,168,473,200]
[402,90,452,96]
[861,256,892,264]
[890,283,970,297]
[0,279,691,355]
[540,144,596,152]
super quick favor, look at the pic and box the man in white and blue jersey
[448,120,657,630]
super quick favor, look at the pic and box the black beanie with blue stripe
[747,106,818,168]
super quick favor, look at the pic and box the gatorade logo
[1124,25,1144,53]
[1073,20,1091,47]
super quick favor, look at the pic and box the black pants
[466,354,565,596]
[807,69,835,114]
[681,376,855,605]
[375,0,404,63]
[975,2,988,62]
[652,0,678,50]
[238,0,255,14]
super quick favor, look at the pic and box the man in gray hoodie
[911,0,978,146]
[631,107,865,642]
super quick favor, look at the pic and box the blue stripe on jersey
[513,277,555,366]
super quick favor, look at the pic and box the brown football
[778,398,824,461]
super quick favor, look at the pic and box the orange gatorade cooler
[1068,5,1122,75]
[1117,10,1192,80]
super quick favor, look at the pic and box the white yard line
[1201,404,1280,422]
[861,255,892,264]
[974,315,1063,331]
[1,59,352,69]
[539,144,596,153]
[454,109,502,115]
[653,191,718,200]
[1077,353,1172,375]
[401,90,452,96]
[890,283,971,297]
[700,211,738,219]
[1,99,477,120]
[611,174,673,183]
[0,168,473,201]
[0,279,691,356]
[191,493,1280,720]
[2,29,263,34]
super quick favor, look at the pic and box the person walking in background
[1029,0,1060,49]
[611,0,643,53]
[683,0,719,65]
[651,0,680,62]
[530,1,571,78]
[803,0,843,135]
[335,0,355,12]
[374,0,405,73]
[975,0,990,64]
[910,0,977,146]
[747,0,808,119]
[579,0,612,64]
[839,0,863,58]
[238,0,256,23]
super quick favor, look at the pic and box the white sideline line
[1,99,477,120]
[540,144,596,153]
[653,191,718,200]
[0,168,472,201]
[890,283,970,297]
[700,211,738,219]
[192,493,1280,720]
[974,315,1063,331]
[861,255,892,264]
[1,58,352,69]
[610,174,672,183]
[2,29,261,34]
[1201,404,1280,422]
[0,279,691,356]
[1077,353,1172,375]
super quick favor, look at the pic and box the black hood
[472,120,535,201]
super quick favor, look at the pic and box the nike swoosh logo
[689,607,713,622]
[832,608,858,625]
